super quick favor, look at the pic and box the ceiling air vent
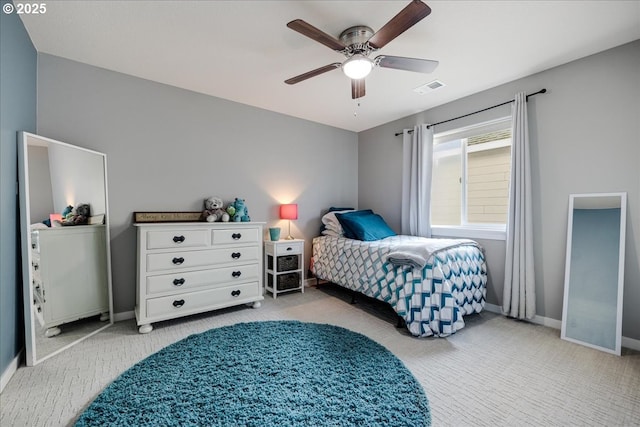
[413,80,445,95]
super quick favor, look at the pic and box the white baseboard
[622,336,640,352]
[483,303,640,352]
[113,310,135,322]
[483,303,503,315]
[484,303,562,329]
[113,297,640,352]
[0,351,22,394]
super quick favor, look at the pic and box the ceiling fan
[285,0,438,99]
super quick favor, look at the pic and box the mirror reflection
[18,132,113,366]
[561,192,627,355]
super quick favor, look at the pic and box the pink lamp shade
[279,204,298,220]
[279,204,298,239]
[49,213,62,225]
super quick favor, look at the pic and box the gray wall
[47,142,106,216]
[0,2,37,378]
[36,54,358,314]
[26,146,54,224]
[358,40,640,340]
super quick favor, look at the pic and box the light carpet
[1,284,639,426]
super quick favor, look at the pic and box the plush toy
[231,198,251,222]
[62,204,90,225]
[226,205,236,219]
[76,204,91,218]
[242,206,251,222]
[201,196,226,222]
[62,205,73,218]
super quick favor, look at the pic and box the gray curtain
[503,92,536,319]
[401,124,433,237]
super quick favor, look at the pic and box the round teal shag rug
[75,321,430,427]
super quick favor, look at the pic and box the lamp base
[284,220,294,240]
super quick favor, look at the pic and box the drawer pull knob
[172,299,185,308]
[172,257,185,265]
[286,247,293,251]
[232,233,242,240]
[231,252,241,259]
[173,278,185,286]
[232,271,242,278]
[173,235,185,243]
[231,290,241,297]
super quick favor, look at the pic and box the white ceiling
[17,1,640,132]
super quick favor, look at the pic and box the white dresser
[31,225,109,337]
[134,222,264,333]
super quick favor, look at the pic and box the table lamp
[279,204,298,240]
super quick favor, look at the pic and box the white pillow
[321,210,353,236]
[321,228,341,237]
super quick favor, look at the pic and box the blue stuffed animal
[231,198,251,222]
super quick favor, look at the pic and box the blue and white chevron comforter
[312,235,487,337]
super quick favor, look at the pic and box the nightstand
[264,239,304,298]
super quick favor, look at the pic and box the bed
[311,209,487,337]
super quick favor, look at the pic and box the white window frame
[431,117,511,241]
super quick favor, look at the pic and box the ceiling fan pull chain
[354,99,362,117]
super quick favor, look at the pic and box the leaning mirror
[561,192,627,355]
[18,132,113,366]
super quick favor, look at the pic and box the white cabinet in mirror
[18,132,114,366]
[561,192,627,355]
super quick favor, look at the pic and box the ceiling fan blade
[285,63,341,85]
[351,79,365,99]
[287,19,347,52]
[368,0,432,49]
[376,55,438,73]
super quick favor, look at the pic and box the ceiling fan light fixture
[342,54,373,79]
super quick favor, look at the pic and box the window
[431,117,511,240]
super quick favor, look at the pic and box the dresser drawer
[31,251,41,267]
[146,229,210,250]
[275,241,303,256]
[146,282,260,318]
[146,264,259,295]
[146,246,259,272]
[212,228,259,245]
[31,231,40,253]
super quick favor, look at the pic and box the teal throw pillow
[335,210,396,241]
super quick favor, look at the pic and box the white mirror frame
[18,132,114,366]
[561,192,626,355]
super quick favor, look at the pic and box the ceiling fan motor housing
[339,26,376,56]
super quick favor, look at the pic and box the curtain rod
[394,88,547,136]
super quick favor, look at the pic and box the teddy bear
[62,204,90,225]
[231,197,251,222]
[201,196,229,222]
